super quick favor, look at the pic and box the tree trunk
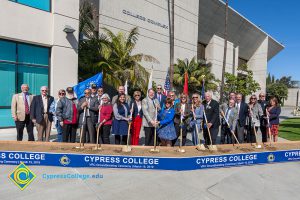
[220,0,229,103]
[168,0,175,90]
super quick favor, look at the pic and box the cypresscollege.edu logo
[8,162,36,190]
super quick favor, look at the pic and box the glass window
[17,65,48,95]
[0,39,50,127]
[18,44,49,66]
[0,109,14,127]
[0,40,16,62]
[10,0,51,12]
[0,63,16,106]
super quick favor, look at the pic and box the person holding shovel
[190,93,204,145]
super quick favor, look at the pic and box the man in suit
[11,84,34,141]
[78,89,99,144]
[30,86,54,142]
[202,92,220,145]
[235,93,249,143]
[142,88,160,146]
[220,99,238,144]
[111,85,131,105]
[155,84,166,108]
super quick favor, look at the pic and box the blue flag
[73,73,103,99]
[201,80,205,100]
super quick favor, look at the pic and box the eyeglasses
[84,92,90,94]
[259,96,265,97]
[41,90,47,92]
[181,97,187,99]
[134,95,141,97]
[59,93,66,95]
[251,98,257,100]
[157,88,162,89]
[170,95,175,97]
[192,97,198,99]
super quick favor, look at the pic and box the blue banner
[73,73,103,99]
[1,149,300,171]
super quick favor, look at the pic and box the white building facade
[0,0,283,127]
[0,0,79,127]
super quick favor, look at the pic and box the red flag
[183,72,188,95]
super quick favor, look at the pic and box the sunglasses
[157,88,162,89]
[192,97,198,99]
[41,90,47,92]
[134,95,141,97]
[84,92,90,94]
[59,93,66,95]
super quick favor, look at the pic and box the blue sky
[229,0,299,81]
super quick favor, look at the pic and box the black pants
[115,135,127,145]
[260,125,267,143]
[62,123,77,143]
[82,117,96,143]
[173,123,187,146]
[221,124,232,144]
[235,122,245,143]
[203,126,219,145]
[144,127,155,146]
[15,114,34,141]
[99,125,111,144]
[247,125,258,143]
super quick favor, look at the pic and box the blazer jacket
[142,97,160,127]
[30,95,54,123]
[202,99,220,128]
[78,96,99,126]
[11,93,34,121]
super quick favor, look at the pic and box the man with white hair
[202,91,220,145]
[11,84,34,141]
[30,86,54,142]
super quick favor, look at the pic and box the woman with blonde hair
[173,93,191,146]
[130,90,143,145]
[190,93,204,145]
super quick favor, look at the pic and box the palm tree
[98,27,159,93]
[173,57,219,94]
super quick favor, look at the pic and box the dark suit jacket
[78,96,99,125]
[30,95,54,123]
[155,93,167,108]
[237,101,249,127]
[203,99,220,128]
[174,103,191,124]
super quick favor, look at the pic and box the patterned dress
[157,108,176,140]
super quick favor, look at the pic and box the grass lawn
[279,118,300,141]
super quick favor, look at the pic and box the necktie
[24,94,29,114]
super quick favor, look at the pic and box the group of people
[11,83,281,147]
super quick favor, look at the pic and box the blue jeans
[55,121,63,142]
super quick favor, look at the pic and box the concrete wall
[0,0,79,95]
[205,35,236,82]
[248,36,268,96]
[51,0,79,95]
[97,0,199,85]
[285,88,300,107]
